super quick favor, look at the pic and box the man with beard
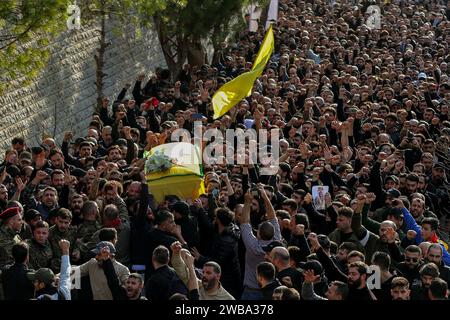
[50,170,69,206]
[101,257,147,301]
[391,277,411,300]
[145,245,187,301]
[22,172,59,220]
[49,149,66,170]
[27,220,53,270]
[69,194,84,226]
[427,162,450,218]
[426,244,450,286]
[171,243,234,300]
[346,261,377,300]
[106,146,123,163]
[170,201,199,250]
[102,181,129,223]
[190,207,241,299]
[97,126,114,157]
[125,181,141,214]
[411,263,440,300]
[409,197,438,223]
[0,184,8,212]
[397,245,424,285]
[0,207,24,268]
[405,174,420,197]
[48,208,80,272]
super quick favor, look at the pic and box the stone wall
[0,22,165,157]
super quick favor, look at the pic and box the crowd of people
[0,0,450,301]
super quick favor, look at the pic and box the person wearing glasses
[397,245,424,286]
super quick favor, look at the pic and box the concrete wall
[0,22,165,157]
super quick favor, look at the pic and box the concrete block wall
[0,22,165,157]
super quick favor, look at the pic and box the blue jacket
[401,207,450,266]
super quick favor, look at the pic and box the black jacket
[130,184,154,267]
[144,265,187,301]
[1,263,35,300]
[145,229,178,279]
[372,275,395,301]
[176,215,200,249]
[411,283,430,300]
[397,262,423,285]
[347,286,377,300]
[197,224,242,299]
[435,261,450,287]
[261,279,282,300]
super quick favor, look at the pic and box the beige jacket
[76,258,130,300]
[171,253,234,300]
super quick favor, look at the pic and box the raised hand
[385,227,397,243]
[406,230,417,240]
[190,247,201,261]
[59,239,71,256]
[293,224,305,236]
[170,241,183,255]
[303,269,320,283]
[63,131,73,143]
[15,176,27,193]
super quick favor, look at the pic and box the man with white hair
[267,244,303,292]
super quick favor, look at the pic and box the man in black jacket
[256,261,281,300]
[144,245,187,301]
[411,263,441,300]
[397,245,424,285]
[145,210,183,279]
[426,244,450,286]
[191,207,242,299]
[347,261,377,300]
[1,242,34,300]
[171,201,200,249]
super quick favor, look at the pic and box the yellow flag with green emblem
[212,25,275,119]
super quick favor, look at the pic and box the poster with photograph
[312,185,329,211]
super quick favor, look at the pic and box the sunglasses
[405,257,419,263]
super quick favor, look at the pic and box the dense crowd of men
[0,0,450,300]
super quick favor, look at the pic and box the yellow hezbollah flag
[212,25,274,119]
[145,142,205,203]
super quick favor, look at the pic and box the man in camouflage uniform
[48,208,80,272]
[77,201,101,262]
[0,207,24,268]
[27,220,53,270]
